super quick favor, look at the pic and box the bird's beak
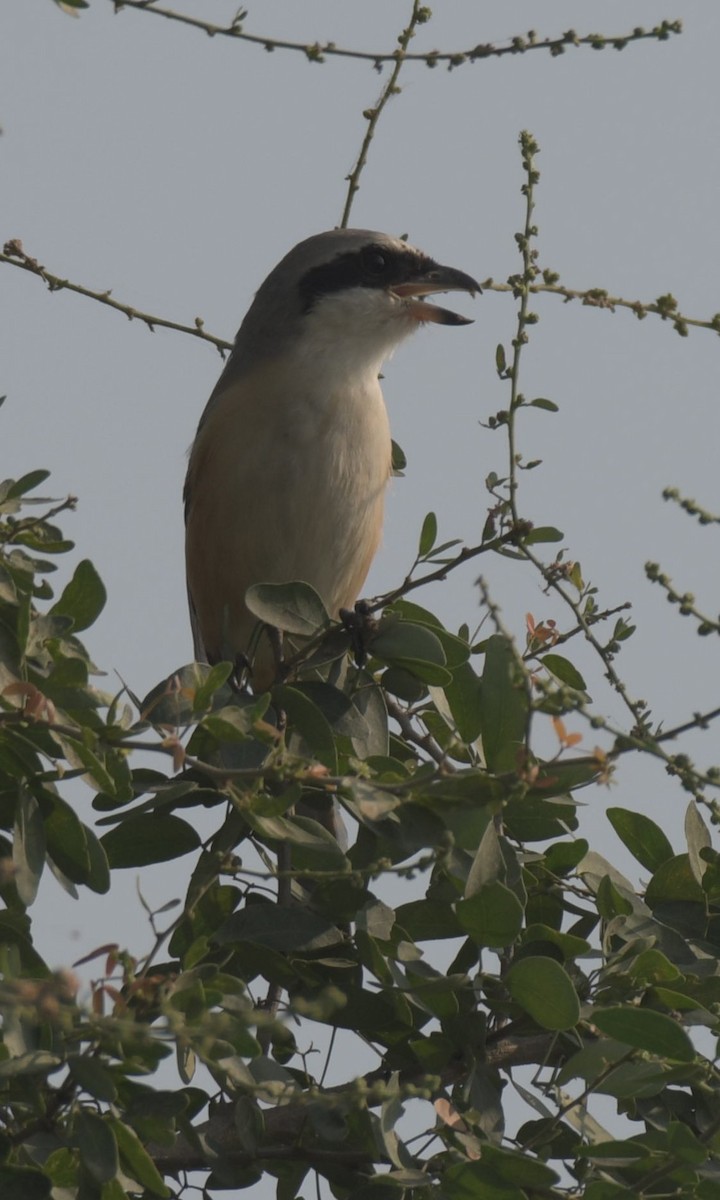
[391,263,482,326]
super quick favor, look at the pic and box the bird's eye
[362,248,389,275]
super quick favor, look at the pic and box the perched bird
[185,228,480,690]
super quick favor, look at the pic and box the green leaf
[628,948,681,986]
[544,839,589,875]
[216,903,343,952]
[54,0,90,12]
[75,1110,119,1183]
[391,439,407,475]
[606,807,673,873]
[55,734,116,795]
[495,343,507,374]
[13,788,45,906]
[387,600,470,669]
[244,813,348,872]
[50,559,106,632]
[395,899,462,942]
[596,874,633,918]
[68,1055,117,1102]
[505,957,580,1030]
[541,653,587,691]
[0,1051,62,1079]
[465,820,505,894]
[592,1006,694,1061]
[645,854,704,905]
[245,580,329,636]
[6,470,51,499]
[666,1120,707,1165]
[455,882,524,948]
[44,794,91,884]
[0,1167,52,1200]
[110,1119,170,1197]
[523,526,564,544]
[101,814,200,868]
[142,661,234,726]
[442,660,483,743]
[82,822,111,894]
[479,636,529,773]
[273,684,337,770]
[347,682,389,758]
[371,620,451,685]
[685,800,711,884]
[418,511,437,556]
[529,397,559,412]
[479,1145,560,1188]
[0,913,50,975]
[443,1160,525,1200]
[521,924,590,961]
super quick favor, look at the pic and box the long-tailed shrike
[185,228,479,690]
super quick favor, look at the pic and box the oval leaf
[529,397,559,412]
[418,511,438,557]
[0,1167,51,1200]
[455,882,524,948]
[607,808,674,874]
[480,636,529,773]
[541,653,587,691]
[13,789,45,906]
[592,1006,694,1062]
[523,526,564,545]
[245,581,329,636]
[50,558,106,632]
[101,814,200,868]
[75,1110,119,1183]
[506,957,580,1030]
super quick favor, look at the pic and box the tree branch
[111,4,682,68]
[4,240,719,352]
[484,274,720,338]
[340,0,428,227]
[1,240,231,356]
[148,1030,566,1174]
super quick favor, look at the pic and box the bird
[184,228,480,692]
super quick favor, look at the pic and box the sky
[3,0,720,1039]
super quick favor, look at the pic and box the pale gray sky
[3,1,720,977]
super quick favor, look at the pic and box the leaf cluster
[1,470,720,1199]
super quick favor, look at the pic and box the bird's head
[234,228,481,373]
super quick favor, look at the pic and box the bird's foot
[230,654,253,693]
[339,600,378,669]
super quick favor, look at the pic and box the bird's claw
[339,600,378,669]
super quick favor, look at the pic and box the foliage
[2,438,720,1200]
[4,5,720,1200]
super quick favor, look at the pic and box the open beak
[391,263,482,326]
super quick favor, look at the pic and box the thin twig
[4,241,720,350]
[111,4,682,68]
[340,0,427,227]
[522,602,632,661]
[506,131,540,519]
[367,528,527,613]
[1,241,231,356]
[385,695,450,769]
[484,276,720,338]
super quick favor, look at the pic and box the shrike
[185,228,479,690]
